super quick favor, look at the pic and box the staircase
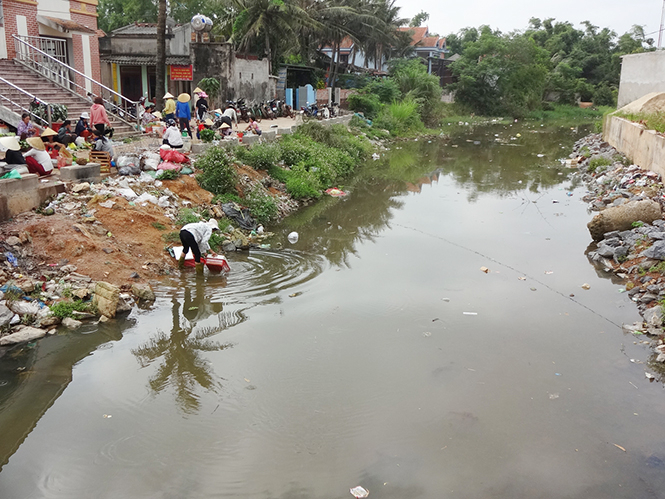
[0,59,138,138]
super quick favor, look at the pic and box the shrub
[246,186,278,224]
[284,170,321,199]
[176,207,203,226]
[347,93,382,119]
[593,84,615,107]
[374,99,424,134]
[364,78,401,104]
[236,143,280,170]
[196,146,238,195]
[200,128,216,143]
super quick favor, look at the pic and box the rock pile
[575,133,665,376]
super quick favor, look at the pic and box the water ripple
[217,249,327,302]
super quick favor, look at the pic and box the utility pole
[659,0,665,49]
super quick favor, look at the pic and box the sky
[396,0,664,42]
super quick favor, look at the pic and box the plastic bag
[159,148,190,164]
[157,162,182,171]
[118,164,141,175]
[1,169,22,180]
[141,152,160,171]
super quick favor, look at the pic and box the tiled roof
[397,26,428,46]
[111,23,159,36]
[419,36,440,48]
[101,55,191,66]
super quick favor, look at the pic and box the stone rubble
[574,133,665,379]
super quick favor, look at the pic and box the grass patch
[151,222,167,231]
[50,300,95,319]
[162,231,181,244]
[526,104,613,123]
[616,111,665,133]
[176,208,203,226]
[157,169,180,180]
[588,156,613,173]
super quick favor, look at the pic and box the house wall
[190,43,274,105]
[618,52,665,109]
[2,0,40,59]
[229,56,273,103]
[111,36,158,56]
[0,0,100,84]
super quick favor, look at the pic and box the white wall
[37,0,71,20]
[0,27,7,59]
[618,52,665,109]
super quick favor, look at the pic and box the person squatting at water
[179,219,220,274]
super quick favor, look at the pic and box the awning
[37,16,97,35]
[101,55,192,66]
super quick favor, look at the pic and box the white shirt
[24,148,53,173]
[182,222,213,254]
[162,126,183,147]
[223,108,237,126]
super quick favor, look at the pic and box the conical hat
[41,127,58,137]
[0,136,20,151]
[178,93,191,103]
[27,137,45,151]
[193,87,203,94]
[204,118,214,126]
[164,92,175,99]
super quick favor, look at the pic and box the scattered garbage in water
[350,486,369,498]
[463,312,478,316]
[287,232,299,244]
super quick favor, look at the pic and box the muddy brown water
[2,123,665,499]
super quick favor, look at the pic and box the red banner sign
[170,65,193,81]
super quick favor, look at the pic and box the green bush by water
[196,147,238,195]
[50,300,95,319]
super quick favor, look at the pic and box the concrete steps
[0,60,138,138]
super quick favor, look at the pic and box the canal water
[1,123,664,499]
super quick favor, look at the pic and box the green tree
[409,10,429,28]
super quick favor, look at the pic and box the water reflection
[278,123,592,270]
[132,279,234,414]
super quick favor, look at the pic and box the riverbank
[0,119,381,343]
[570,133,665,377]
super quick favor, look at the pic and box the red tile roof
[397,26,428,46]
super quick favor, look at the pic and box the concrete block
[191,142,212,154]
[261,130,277,142]
[0,174,40,221]
[278,127,293,135]
[242,134,260,145]
[60,163,101,183]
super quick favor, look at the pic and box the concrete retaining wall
[603,115,665,178]
[618,52,665,109]
[0,174,65,221]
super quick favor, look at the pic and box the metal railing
[0,77,52,127]
[12,34,140,129]
[19,35,68,65]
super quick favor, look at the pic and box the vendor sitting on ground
[179,219,220,274]
[57,120,76,145]
[76,112,92,139]
[17,113,39,140]
[24,137,53,176]
[245,117,261,136]
[0,136,26,165]
[92,129,115,158]
[220,122,232,137]
[41,127,63,157]
[162,119,184,149]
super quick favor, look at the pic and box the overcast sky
[396,0,664,42]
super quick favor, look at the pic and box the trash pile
[0,264,155,345]
[571,133,664,212]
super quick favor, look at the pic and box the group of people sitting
[3,96,117,177]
